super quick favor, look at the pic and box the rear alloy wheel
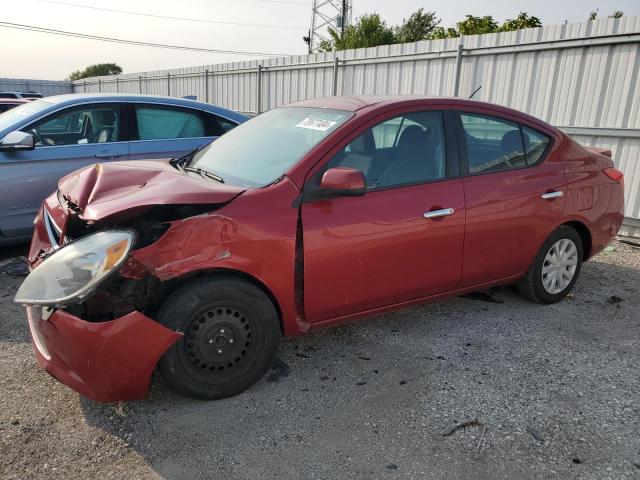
[156,276,280,400]
[517,225,584,304]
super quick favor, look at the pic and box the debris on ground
[461,291,505,304]
[442,419,486,437]
[527,426,544,443]
[607,295,624,304]
[0,257,28,277]
[266,357,290,383]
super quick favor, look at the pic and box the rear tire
[156,276,280,400]
[517,225,583,304]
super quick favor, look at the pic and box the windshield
[0,99,52,133]
[189,107,352,187]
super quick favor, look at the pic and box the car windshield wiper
[183,166,225,184]
[171,146,203,169]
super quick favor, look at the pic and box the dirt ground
[1,240,639,480]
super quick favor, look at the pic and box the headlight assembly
[14,230,135,307]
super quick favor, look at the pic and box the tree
[69,63,122,81]
[588,10,598,20]
[501,12,542,31]
[320,13,395,51]
[394,8,440,43]
[610,11,624,19]
[429,26,460,39]
[456,15,500,35]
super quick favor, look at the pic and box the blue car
[0,94,247,246]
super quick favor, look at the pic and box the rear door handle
[541,191,564,200]
[94,151,124,159]
[423,208,455,219]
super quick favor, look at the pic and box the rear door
[0,102,128,242]
[456,109,566,286]
[301,107,466,324]
[128,103,236,160]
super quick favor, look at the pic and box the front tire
[517,225,583,304]
[156,276,280,400]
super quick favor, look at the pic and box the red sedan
[15,96,624,402]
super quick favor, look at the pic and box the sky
[1,0,639,80]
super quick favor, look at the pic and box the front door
[0,103,129,242]
[301,109,466,324]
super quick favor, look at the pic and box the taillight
[603,167,624,182]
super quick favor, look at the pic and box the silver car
[0,94,247,245]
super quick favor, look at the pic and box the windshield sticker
[295,117,338,131]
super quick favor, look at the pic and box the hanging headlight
[14,230,135,307]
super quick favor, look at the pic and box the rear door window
[134,105,207,140]
[522,126,550,165]
[460,113,551,174]
[460,113,526,173]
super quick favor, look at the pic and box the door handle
[423,208,455,219]
[94,152,124,159]
[541,191,564,200]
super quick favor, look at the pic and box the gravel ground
[1,240,639,480]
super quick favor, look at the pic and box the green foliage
[588,10,599,20]
[69,63,122,81]
[610,11,624,19]
[320,10,546,49]
[456,15,499,35]
[394,8,440,43]
[320,13,395,51]
[501,12,542,31]
[429,26,460,39]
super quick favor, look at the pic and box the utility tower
[306,0,353,53]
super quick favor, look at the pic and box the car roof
[32,93,247,122]
[282,95,558,133]
[0,98,28,104]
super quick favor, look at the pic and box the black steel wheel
[156,276,280,400]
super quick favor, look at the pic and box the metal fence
[0,77,72,97]
[67,15,640,237]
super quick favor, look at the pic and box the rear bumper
[26,307,181,402]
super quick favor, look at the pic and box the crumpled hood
[57,160,245,222]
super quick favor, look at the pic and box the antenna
[468,85,482,99]
[306,0,352,53]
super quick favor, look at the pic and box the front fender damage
[126,212,239,280]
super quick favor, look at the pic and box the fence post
[98,78,101,92]
[138,76,142,94]
[115,77,119,93]
[453,40,464,97]
[205,70,210,103]
[257,64,263,114]
[167,73,171,96]
[332,56,340,96]
[83,81,87,93]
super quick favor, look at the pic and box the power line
[38,0,305,29]
[0,22,287,57]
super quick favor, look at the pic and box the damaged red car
[15,96,624,402]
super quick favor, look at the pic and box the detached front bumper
[27,307,181,402]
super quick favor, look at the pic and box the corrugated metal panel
[0,78,72,96]
[69,16,640,236]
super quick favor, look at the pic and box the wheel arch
[561,220,593,260]
[159,268,285,334]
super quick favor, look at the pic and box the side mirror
[319,167,366,197]
[0,131,34,151]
